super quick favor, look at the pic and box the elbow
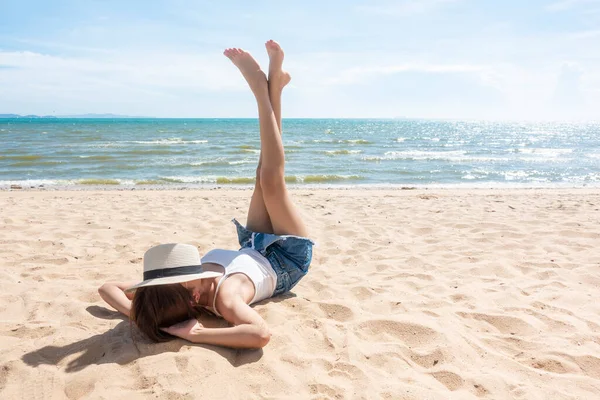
[256,327,271,348]
[97,283,112,299]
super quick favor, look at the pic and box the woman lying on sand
[98,40,314,349]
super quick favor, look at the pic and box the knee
[259,167,285,194]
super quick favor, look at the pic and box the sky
[1,0,599,120]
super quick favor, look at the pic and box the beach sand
[0,188,599,399]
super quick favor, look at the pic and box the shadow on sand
[21,306,264,373]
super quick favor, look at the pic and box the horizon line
[1,114,599,124]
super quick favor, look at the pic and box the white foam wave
[162,176,216,183]
[0,179,62,187]
[362,150,505,162]
[229,159,255,165]
[312,139,370,144]
[504,171,534,181]
[128,138,208,145]
[517,148,573,156]
[324,150,363,155]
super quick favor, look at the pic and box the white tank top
[201,248,277,317]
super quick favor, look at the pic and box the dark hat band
[143,265,204,281]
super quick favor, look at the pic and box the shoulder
[216,272,255,303]
[215,290,265,327]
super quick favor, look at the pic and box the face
[183,278,212,306]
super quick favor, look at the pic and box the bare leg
[224,45,307,237]
[244,41,291,233]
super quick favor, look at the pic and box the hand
[161,318,204,341]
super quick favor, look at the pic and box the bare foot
[265,40,291,92]
[223,48,268,97]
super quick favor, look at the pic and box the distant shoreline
[0,114,154,119]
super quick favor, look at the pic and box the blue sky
[1,0,599,119]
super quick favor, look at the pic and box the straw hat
[126,243,222,292]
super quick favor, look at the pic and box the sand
[0,188,599,399]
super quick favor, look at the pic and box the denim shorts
[232,218,315,297]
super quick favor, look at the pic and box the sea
[1,118,599,189]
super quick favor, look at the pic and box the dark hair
[131,284,198,342]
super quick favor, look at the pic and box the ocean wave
[187,158,255,167]
[227,149,261,154]
[216,177,256,184]
[78,155,115,161]
[92,138,208,147]
[323,150,363,156]
[159,175,255,184]
[1,155,44,161]
[79,136,103,142]
[504,171,538,181]
[303,175,363,183]
[156,174,364,184]
[135,180,164,185]
[120,149,187,155]
[127,138,208,145]
[79,179,121,185]
[9,160,63,167]
[0,179,62,187]
[229,159,255,165]
[312,139,371,145]
[362,150,474,162]
[516,148,573,156]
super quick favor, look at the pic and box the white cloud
[0,50,246,92]
[546,0,600,12]
[0,50,261,117]
[323,63,486,85]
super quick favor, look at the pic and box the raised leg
[244,41,292,234]
[224,44,307,238]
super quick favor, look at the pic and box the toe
[231,48,242,58]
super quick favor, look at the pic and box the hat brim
[125,271,223,293]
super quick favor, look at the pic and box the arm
[163,297,271,349]
[98,281,137,318]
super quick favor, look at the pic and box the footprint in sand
[350,286,374,301]
[5,325,56,340]
[328,361,368,382]
[355,320,440,348]
[64,374,96,400]
[457,312,537,335]
[429,370,464,391]
[521,355,578,375]
[308,383,342,398]
[317,302,354,322]
[406,347,447,369]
